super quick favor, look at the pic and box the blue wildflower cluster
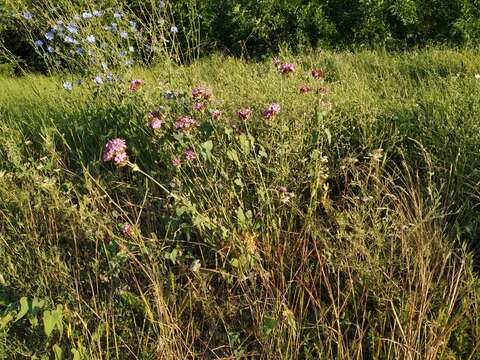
[22,3,179,91]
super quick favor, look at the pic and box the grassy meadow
[1,48,480,358]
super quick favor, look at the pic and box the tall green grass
[1,48,480,358]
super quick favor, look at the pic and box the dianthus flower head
[184,150,196,160]
[262,102,281,119]
[147,111,165,129]
[103,138,127,163]
[272,58,282,67]
[191,86,204,99]
[211,110,221,120]
[175,116,196,131]
[311,69,324,80]
[113,151,129,167]
[237,108,252,120]
[300,84,312,93]
[194,102,205,112]
[129,79,144,92]
[122,223,133,236]
[279,63,295,74]
[172,157,181,167]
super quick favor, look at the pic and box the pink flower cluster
[103,138,129,167]
[175,116,197,131]
[237,108,252,120]
[122,223,133,236]
[194,102,205,112]
[129,79,144,92]
[172,150,196,167]
[262,103,281,119]
[311,69,324,80]
[185,150,196,160]
[300,85,312,94]
[147,111,165,129]
[211,110,221,120]
[279,63,296,74]
[191,86,212,101]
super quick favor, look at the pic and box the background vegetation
[1,0,480,71]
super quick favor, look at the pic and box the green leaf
[43,310,54,337]
[0,311,14,329]
[53,344,63,360]
[201,140,214,159]
[43,305,62,337]
[15,297,29,322]
[236,207,246,227]
[262,316,278,335]
[323,127,332,145]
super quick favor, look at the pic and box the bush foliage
[1,0,480,70]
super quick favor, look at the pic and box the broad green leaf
[15,297,29,322]
[262,316,278,335]
[201,140,213,158]
[53,344,63,360]
[0,311,14,329]
[43,310,55,336]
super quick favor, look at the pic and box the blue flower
[159,1,165,9]
[45,32,55,41]
[94,76,103,84]
[67,22,78,33]
[86,35,96,44]
[64,35,76,44]
[93,10,104,17]
[63,82,73,91]
[119,50,127,57]
[75,79,82,85]
[76,47,84,55]
[113,11,122,18]
[125,59,134,66]
[34,39,43,47]
[107,73,114,81]
[120,31,128,39]
[47,46,54,53]
[82,12,93,19]
[23,12,33,20]
[170,26,178,34]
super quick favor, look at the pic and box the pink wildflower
[272,58,282,67]
[122,223,133,236]
[103,138,128,166]
[300,85,312,94]
[311,69,324,80]
[211,110,221,120]
[175,116,196,131]
[194,102,205,113]
[184,150,196,160]
[172,157,181,167]
[191,86,204,99]
[113,151,129,167]
[262,103,281,119]
[129,79,144,92]
[237,108,252,120]
[279,63,295,74]
[147,111,165,129]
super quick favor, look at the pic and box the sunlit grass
[1,48,480,359]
